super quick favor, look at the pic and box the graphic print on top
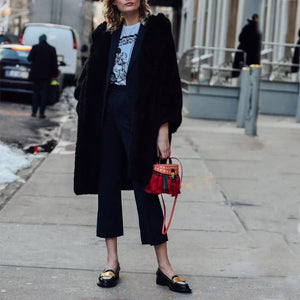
[110,22,140,86]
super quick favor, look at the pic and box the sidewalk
[0,112,300,299]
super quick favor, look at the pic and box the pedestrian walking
[73,0,191,294]
[239,13,262,66]
[28,34,58,118]
[291,29,300,73]
[232,13,261,77]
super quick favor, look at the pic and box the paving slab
[0,196,241,232]
[1,266,299,300]
[0,194,97,226]
[1,222,299,278]
[16,171,75,198]
[181,116,300,245]
[34,153,75,174]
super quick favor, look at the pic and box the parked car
[0,44,64,101]
[19,23,82,85]
[0,33,19,45]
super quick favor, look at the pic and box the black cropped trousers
[97,84,168,246]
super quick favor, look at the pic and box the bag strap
[160,156,183,235]
[161,194,178,235]
[158,157,173,164]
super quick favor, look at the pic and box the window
[226,0,238,48]
[0,48,30,63]
[286,0,298,43]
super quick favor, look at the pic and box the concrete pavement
[0,112,300,299]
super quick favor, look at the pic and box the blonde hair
[104,0,151,32]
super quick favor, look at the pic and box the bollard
[236,67,251,128]
[245,65,261,136]
[296,84,300,123]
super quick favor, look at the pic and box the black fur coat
[73,14,182,195]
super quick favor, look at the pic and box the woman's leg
[97,110,124,238]
[111,87,168,246]
[97,102,124,266]
[110,87,172,273]
[155,242,192,293]
[105,237,119,271]
[154,242,176,279]
[132,182,168,245]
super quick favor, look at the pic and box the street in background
[20,23,81,85]
[0,43,64,103]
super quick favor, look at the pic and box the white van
[20,23,82,84]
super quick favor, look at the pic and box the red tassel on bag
[145,157,183,235]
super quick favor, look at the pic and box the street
[0,100,59,148]
[0,103,299,299]
[0,87,76,207]
[1,0,300,298]
[0,88,75,148]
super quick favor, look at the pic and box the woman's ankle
[105,261,119,271]
[105,237,118,270]
[158,263,176,279]
[158,261,171,269]
[105,257,119,270]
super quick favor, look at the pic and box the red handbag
[145,157,183,235]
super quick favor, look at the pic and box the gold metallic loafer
[97,263,120,288]
[156,268,192,293]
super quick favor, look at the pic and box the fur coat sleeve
[159,18,182,134]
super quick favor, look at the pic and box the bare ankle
[158,261,171,270]
[105,257,118,270]
[158,265,176,279]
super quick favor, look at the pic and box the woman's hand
[157,123,170,159]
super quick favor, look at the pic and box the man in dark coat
[291,29,300,73]
[28,34,58,118]
[239,14,262,66]
[73,14,182,195]
[232,14,261,77]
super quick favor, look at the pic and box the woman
[74,0,191,293]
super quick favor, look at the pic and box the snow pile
[0,141,31,187]
[53,86,77,111]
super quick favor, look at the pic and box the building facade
[0,0,29,34]
[29,0,93,47]
[179,0,300,58]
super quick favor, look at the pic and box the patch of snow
[52,140,75,155]
[0,141,32,189]
[53,86,77,111]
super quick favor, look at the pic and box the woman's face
[113,0,141,14]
